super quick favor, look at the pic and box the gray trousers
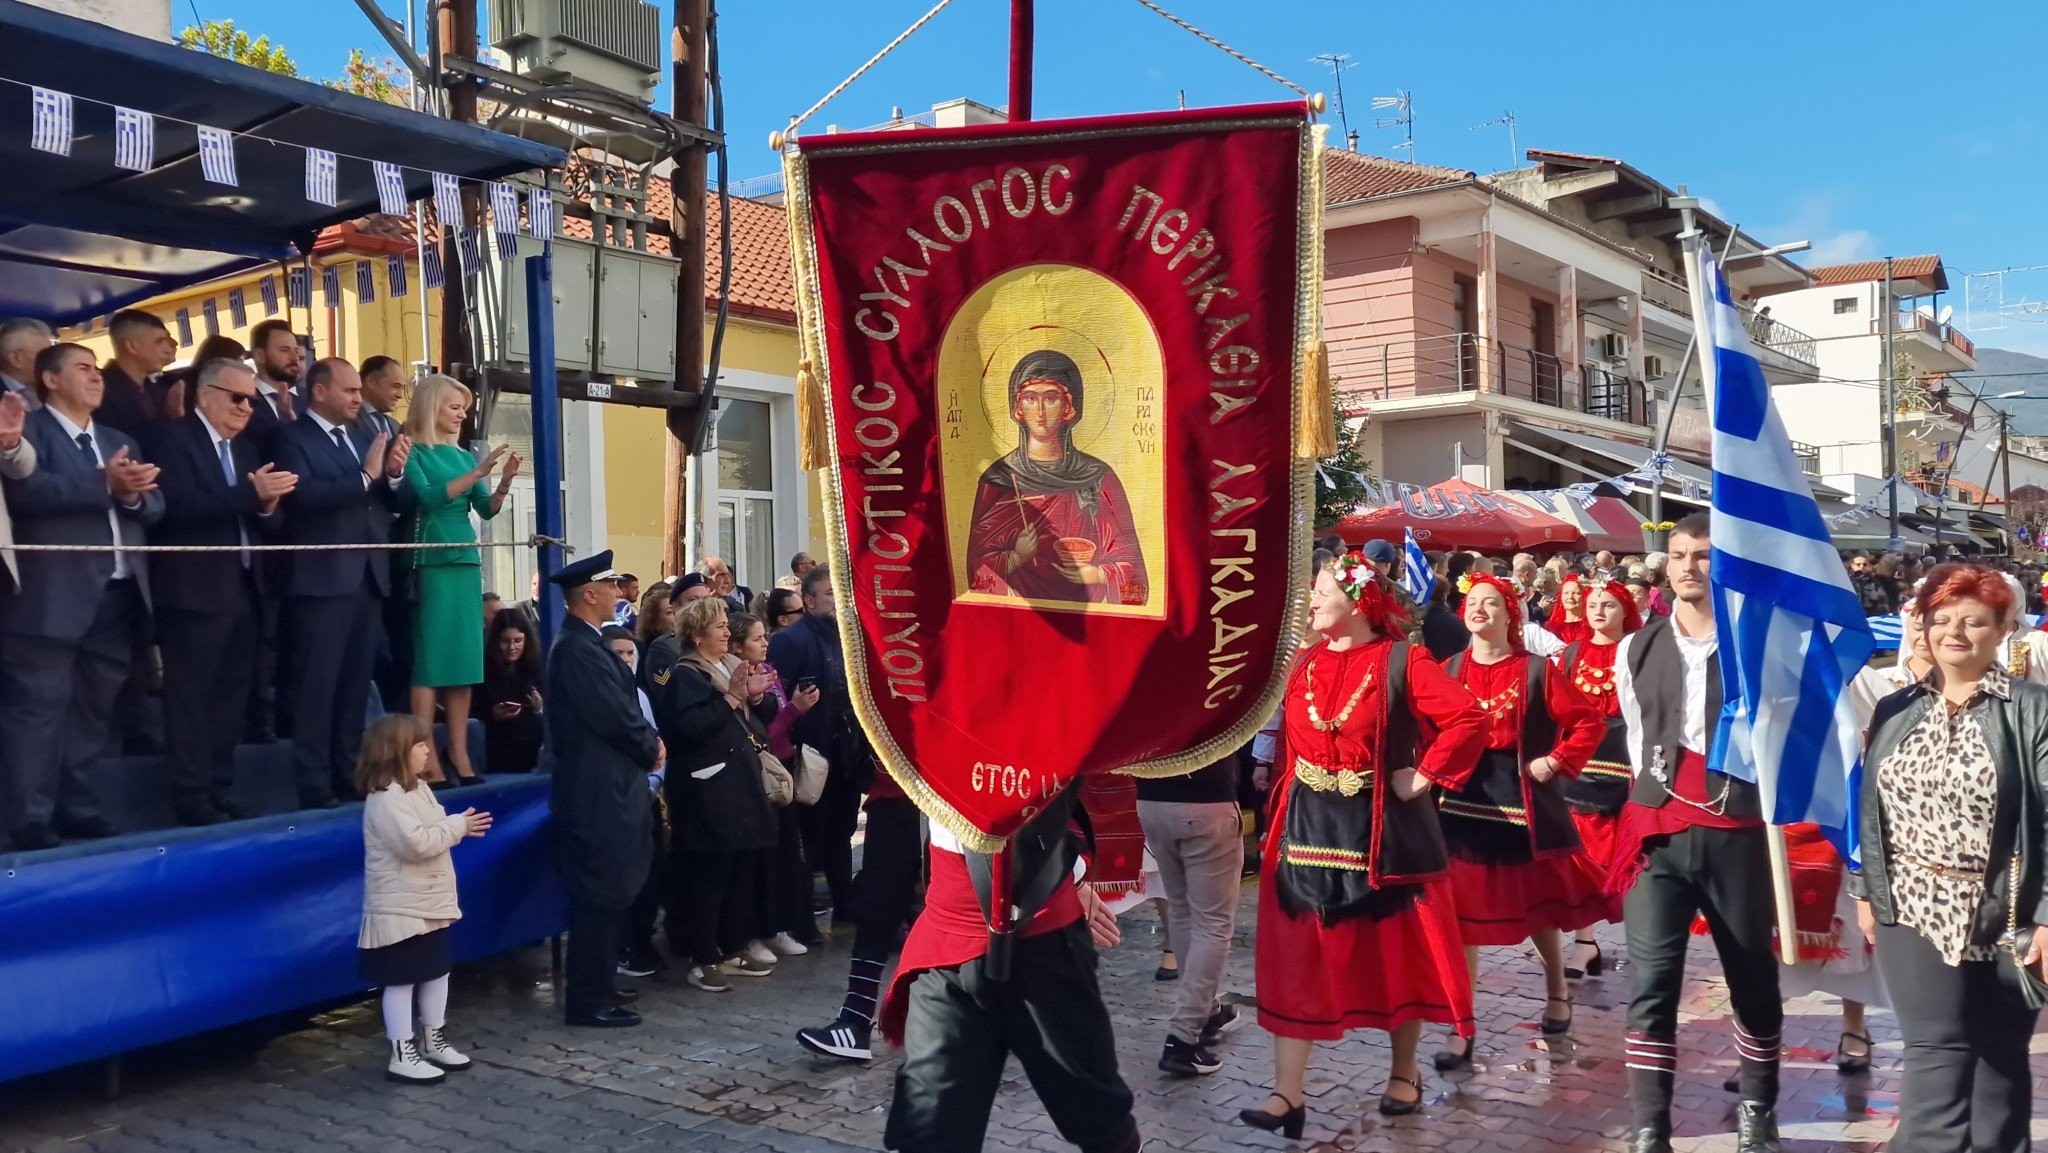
[1137,800,1244,1044]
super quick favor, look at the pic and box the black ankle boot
[1735,1101,1780,1152]
[1626,1127,1672,1153]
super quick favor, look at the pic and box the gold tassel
[796,359,829,472]
[1295,337,1336,460]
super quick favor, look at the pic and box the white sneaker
[744,940,779,965]
[386,1037,446,1084]
[767,932,810,957]
[419,1026,471,1070]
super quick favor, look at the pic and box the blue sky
[194,0,2048,352]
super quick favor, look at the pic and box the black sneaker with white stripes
[796,1016,873,1062]
[1158,1035,1222,1076]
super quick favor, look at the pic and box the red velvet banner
[785,103,1319,846]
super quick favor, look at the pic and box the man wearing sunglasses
[144,358,299,826]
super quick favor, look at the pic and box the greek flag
[386,254,408,298]
[1401,527,1435,606]
[305,148,337,207]
[287,268,310,310]
[527,185,554,239]
[355,260,376,304]
[488,182,519,258]
[228,287,246,327]
[260,275,279,315]
[201,298,218,335]
[373,161,407,216]
[433,172,462,227]
[321,265,340,310]
[1694,244,1874,859]
[422,245,446,290]
[173,308,191,347]
[197,125,236,186]
[114,106,153,171]
[458,230,483,278]
[30,87,71,156]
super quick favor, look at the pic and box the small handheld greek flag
[305,148,337,207]
[321,265,340,310]
[488,182,519,259]
[287,268,310,310]
[173,308,192,347]
[228,287,247,327]
[526,185,554,239]
[201,298,218,335]
[30,87,71,157]
[386,254,408,298]
[114,106,153,171]
[197,125,237,186]
[355,261,376,304]
[433,172,462,226]
[373,161,407,216]
[1401,527,1436,606]
[421,245,446,290]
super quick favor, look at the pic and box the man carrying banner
[1610,512,1782,1153]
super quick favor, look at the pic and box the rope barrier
[781,0,959,143]
[0,535,573,555]
[1127,0,1308,96]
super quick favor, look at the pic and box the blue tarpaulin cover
[0,0,563,326]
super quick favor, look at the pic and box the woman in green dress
[402,374,520,785]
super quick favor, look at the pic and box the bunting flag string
[113,106,152,171]
[200,298,217,335]
[287,268,310,311]
[30,86,70,156]
[526,185,553,240]
[320,265,340,310]
[305,147,337,207]
[386,254,408,298]
[172,308,191,347]
[433,173,463,227]
[488,182,519,259]
[373,161,407,217]
[227,287,246,328]
[355,260,376,304]
[196,125,236,186]
[421,244,446,291]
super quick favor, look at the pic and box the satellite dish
[1916,304,1935,319]
[1937,304,1955,326]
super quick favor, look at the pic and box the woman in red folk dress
[1432,573,1607,1071]
[1242,552,1487,1140]
[1557,576,1643,983]
[1549,572,1592,646]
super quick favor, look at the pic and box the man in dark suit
[356,354,412,711]
[543,550,660,1028]
[242,319,304,462]
[98,310,179,439]
[146,359,300,826]
[0,343,164,851]
[273,357,414,809]
[0,316,51,412]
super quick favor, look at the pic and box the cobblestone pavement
[1,874,2010,1153]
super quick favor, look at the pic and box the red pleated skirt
[1254,873,1476,1041]
[1444,848,1613,946]
[1569,809,1627,925]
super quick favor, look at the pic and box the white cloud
[1809,229,1877,265]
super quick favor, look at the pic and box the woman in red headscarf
[1241,552,1486,1139]
[1432,572,1607,1070]
[1556,575,1643,981]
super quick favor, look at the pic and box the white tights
[381,974,450,1041]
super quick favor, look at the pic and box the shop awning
[1507,420,1852,501]
[1500,492,1646,552]
[1334,478,1582,552]
[0,0,564,325]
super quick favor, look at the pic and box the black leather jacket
[1849,677,2048,951]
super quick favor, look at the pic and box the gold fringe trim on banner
[796,359,829,472]
[1295,336,1335,459]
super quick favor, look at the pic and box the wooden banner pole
[1008,0,1034,122]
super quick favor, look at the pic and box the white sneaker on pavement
[743,940,779,965]
[767,932,810,957]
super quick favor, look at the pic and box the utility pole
[1882,256,1899,547]
[433,0,477,372]
[665,0,710,577]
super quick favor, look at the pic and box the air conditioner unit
[1598,332,1629,360]
[489,0,662,103]
[1643,354,1667,379]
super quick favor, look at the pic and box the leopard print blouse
[1875,665,2009,965]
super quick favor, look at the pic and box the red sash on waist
[1608,748,1761,897]
[877,845,1083,1045]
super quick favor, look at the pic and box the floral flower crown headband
[1326,550,1379,602]
[1456,572,1525,597]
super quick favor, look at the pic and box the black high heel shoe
[1564,940,1605,980]
[1540,995,1573,1035]
[1433,1035,1475,1072]
[1238,1093,1305,1140]
[1836,1031,1872,1074]
[1378,1073,1424,1116]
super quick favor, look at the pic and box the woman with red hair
[1558,575,1644,981]
[1550,572,1591,646]
[1432,573,1607,1070]
[1241,551,1486,1136]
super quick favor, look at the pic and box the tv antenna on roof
[1468,109,1519,169]
[1312,53,1356,148]
[1371,90,1413,159]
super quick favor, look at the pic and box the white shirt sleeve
[1250,704,1282,764]
[1613,633,1643,776]
[1523,622,1566,658]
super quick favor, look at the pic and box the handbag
[2001,852,2048,1010]
[740,723,794,807]
[793,743,829,807]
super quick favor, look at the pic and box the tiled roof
[561,177,794,324]
[1812,255,1945,289]
[1322,149,1470,205]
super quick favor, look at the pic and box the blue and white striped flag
[305,147,337,207]
[201,298,218,335]
[355,260,376,303]
[287,268,310,310]
[433,172,462,226]
[373,161,407,216]
[197,125,237,186]
[1401,527,1436,606]
[1695,244,1874,859]
[228,287,246,327]
[526,185,553,239]
[321,265,340,310]
[114,106,153,170]
[260,275,279,316]
[386,253,408,298]
[30,87,71,156]
[458,230,483,277]
[421,244,446,290]
[173,308,192,347]
[488,182,519,258]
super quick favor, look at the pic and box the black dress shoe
[613,988,640,1004]
[299,792,341,811]
[212,797,252,821]
[565,1006,641,1028]
[56,815,116,840]
[174,803,231,828]
[1735,1101,1781,1153]
[1627,1128,1673,1153]
[11,822,59,851]
[1237,1094,1305,1140]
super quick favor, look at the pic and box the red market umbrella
[1332,478,1582,553]
[1497,492,1646,553]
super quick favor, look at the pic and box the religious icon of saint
[965,349,1148,605]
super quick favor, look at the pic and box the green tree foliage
[178,20,299,77]
[329,49,412,106]
[1314,413,1376,528]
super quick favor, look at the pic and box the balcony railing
[1331,332,1650,427]
[1878,312,1977,361]
[1790,439,1820,476]
[1739,304,1818,368]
